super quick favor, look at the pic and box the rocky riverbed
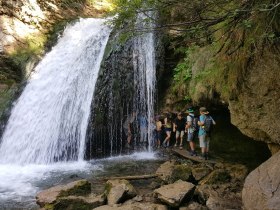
[36,149,249,210]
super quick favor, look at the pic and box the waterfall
[0,19,111,164]
[133,12,156,150]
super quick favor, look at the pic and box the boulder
[171,164,192,183]
[104,179,137,205]
[156,161,192,183]
[242,151,280,210]
[154,180,195,207]
[156,160,176,182]
[52,194,105,210]
[195,184,242,209]
[93,202,167,210]
[36,179,91,207]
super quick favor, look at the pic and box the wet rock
[36,179,91,207]
[242,151,280,210]
[156,161,192,183]
[156,160,176,182]
[171,164,192,183]
[52,194,105,210]
[192,167,211,181]
[199,169,231,185]
[154,180,195,207]
[104,179,137,205]
[93,202,167,210]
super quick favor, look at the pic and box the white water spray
[0,19,111,164]
[133,13,156,150]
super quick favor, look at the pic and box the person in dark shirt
[173,112,186,149]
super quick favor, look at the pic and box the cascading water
[86,12,157,157]
[0,18,111,164]
[133,13,156,150]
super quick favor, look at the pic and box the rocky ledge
[36,154,249,210]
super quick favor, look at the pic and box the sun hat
[199,107,209,114]
[186,108,194,113]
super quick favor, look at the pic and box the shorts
[155,130,162,141]
[187,132,195,142]
[165,128,172,133]
[176,130,185,138]
[199,134,210,149]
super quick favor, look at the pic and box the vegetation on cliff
[109,0,280,107]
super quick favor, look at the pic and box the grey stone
[36,179,91,207]
[155,160,176,182]
[105,179,137,205]
[154,180,195,207]
[242,151,280,210]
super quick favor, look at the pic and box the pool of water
[0,152,165,210]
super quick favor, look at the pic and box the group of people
[123,107,216,160]
[154,107,216,160]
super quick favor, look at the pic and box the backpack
[204,115,213,133]
[189,115,199,131]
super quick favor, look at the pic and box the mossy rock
[192,167,212,182]
[199,169,231,185]
[104,179,137,205]
[43,193,105,210]
[59,180,91,197]
[170,164,192,183]
[53,197,93,210]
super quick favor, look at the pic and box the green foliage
[0,87,17,117]
[173,46,198,82]
[10,35,46,69]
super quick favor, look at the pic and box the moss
[170,164,192,183]
[9,35,46,71]
[53,198,93,210]
[0,86,17,117]
[103,182,112,197]
[44,203,55,210]
[59,180,91,197]
[200,169,231,185]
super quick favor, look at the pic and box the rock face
[228,48,280,146]
[104,179,137,205]
[242,151,280,210]
[154,180,195,207]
